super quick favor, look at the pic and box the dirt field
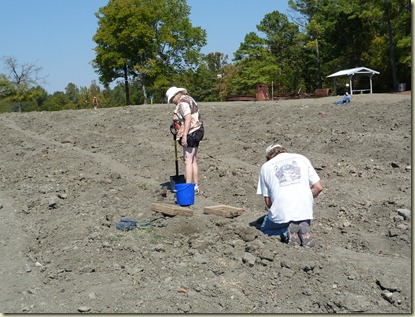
[0,92,411,313]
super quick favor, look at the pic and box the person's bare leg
[192,148,199,186]
[183,147,196,183]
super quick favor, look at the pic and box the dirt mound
[0,93,411,313]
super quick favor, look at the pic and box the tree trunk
[387,19,398,92]
[142,84,147,104]
[316,40,322,89]
[123,64,130,105]
[141,73,147,104]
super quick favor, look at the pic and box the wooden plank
[203,205,244,218]
[150,203,194,217]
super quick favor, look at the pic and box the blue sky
[0,1,289,94]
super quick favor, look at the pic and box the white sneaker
[194,185,200,195]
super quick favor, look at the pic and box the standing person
[93,97,99,110]
[257,144,323,246]
[166,86,204,194]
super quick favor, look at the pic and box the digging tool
[170,132,186,188]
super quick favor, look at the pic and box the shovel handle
[173,133,180,176]
[173,133,178,159]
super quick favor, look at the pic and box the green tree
[256,11,305,92]
[65,83,80,105]
[203,52,229,101]
[109,82,128,106]
[288,0,335,89]
[358,0,411,91]
[232,32,275,95]
[177,52,229,101]
[0,56,46,112]
[231,10,303,96]
[29,86,49,111]
[78,86,92,109]
[92,0,206,105]
[288,0,411,92]
[47,91,68,111]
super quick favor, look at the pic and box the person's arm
[180,113,191,146]
[311,180,323,198]
[264,196,272,209]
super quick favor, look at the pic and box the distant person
[337,92,351,105]
[257,144,323,246]
[93,97,99,110]
[166,86,204,194]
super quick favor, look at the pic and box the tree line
[0,0,410,112]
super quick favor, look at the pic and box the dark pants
[260,215,311,242]
[179,127,204,148]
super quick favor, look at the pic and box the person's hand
[170,123,176,135]
[181,136,188,147]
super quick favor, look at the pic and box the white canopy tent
[327,67,380,95]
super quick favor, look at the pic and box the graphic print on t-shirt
[274,160,301,186]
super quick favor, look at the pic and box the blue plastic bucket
[175,183,195,206]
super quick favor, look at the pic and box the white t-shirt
[257,152,320,224]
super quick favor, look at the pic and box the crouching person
[257,144,323,246]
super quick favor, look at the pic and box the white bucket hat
[166,86,187,104]
[265,144,282,154]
